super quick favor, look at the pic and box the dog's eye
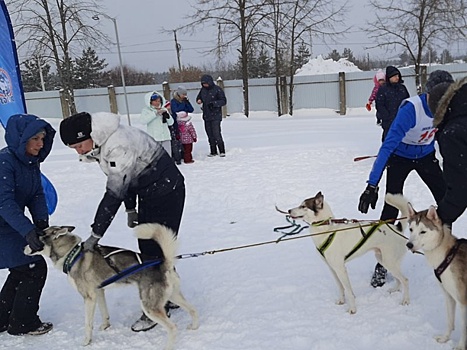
[420,230,426,235]
[300,205,306,209]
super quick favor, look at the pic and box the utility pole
[173,30,182,80]
[36,56,46,91]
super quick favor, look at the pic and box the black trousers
[137,182,186,258]
[204,120,225,154]
[0,257,47,333]
[380,152,446,220]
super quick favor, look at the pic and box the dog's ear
[314,193,324,209]
[53,226,73,239]
[426,205,441,223]
[407,202,417,218]
[63,226,76,232]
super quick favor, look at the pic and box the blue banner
[0,1,57,215]
[0,0,26,127]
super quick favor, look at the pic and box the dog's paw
[434,334,450,343]
[82,337,92,346]
[99,322,110,331]
[347,307,357,314]
[335,298,345,305]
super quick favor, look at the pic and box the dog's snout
[406,241,414,250]
[288,209,292,214]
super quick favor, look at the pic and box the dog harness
[434,238,467,283]
[62,243,84,274]
[316,221,385,261]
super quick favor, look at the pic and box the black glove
[25,228,45,252]
[358,184,379,214]
[207,102,214,110]
[126,209,138,228]
[162,111,170,123]
[83,234,100,252]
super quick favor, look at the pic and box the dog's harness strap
[62,243,84,274]
[317,233,336,257]
[344,222,384,261]
[434,238,467,283]
[98,258,163,289]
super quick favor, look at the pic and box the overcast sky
[92,0,377,72]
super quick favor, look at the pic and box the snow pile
[295,54,362,76]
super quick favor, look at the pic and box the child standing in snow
[366,69,386,112]
[177,111,197,164]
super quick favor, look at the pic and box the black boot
[371,263,387,288]
[208,144,218,157]
[218,142,226,157]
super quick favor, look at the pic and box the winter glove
[25,228,45,252]
[162,111,170,123]
[358,184,379,214]
[193,138,197,143]
[83,234,100,252]
[126,209,138,228]
[366,102,372,111]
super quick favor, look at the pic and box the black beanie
[428,82,452,115]
[425,70,454,93]
[59,112,92,146]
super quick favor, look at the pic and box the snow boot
[371,263,387,288]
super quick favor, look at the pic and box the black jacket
[433,77,467,224]
[196,75,227,121]
[375,66,410,131]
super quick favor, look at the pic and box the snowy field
[0,108,465,350]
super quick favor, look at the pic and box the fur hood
[433,77,467,127]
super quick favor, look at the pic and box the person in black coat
[375,66,410,141]
[429,74,467,225]
[0,114,55,336]
[196,74,227,157]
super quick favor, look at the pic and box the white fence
[25,63,467,119]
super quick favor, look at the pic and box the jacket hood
[144,91,166,109]
[386,66,404,84]
[373,69,385,85]
[201,74,215,88]
[433,77,467,127]
[5,114,55,165]
[90,112,121,146]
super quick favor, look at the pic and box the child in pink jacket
[176,112,197,164]
[366,70,386,111]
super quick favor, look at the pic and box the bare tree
[366,0,467,91]
[188,0,269,117]
[7,0,109,114]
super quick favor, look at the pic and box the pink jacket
[178,120,197,144]
[368,70,386,103]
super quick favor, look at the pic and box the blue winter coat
[0,114,55,268]
[196,75,227,121]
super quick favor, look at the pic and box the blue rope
[273,215,309,242]
[98,259,163,289]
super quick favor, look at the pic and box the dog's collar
[434,238,467,283]
[63,243,84,274]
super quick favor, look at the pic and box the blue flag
[0,0,58,215]
[0,0,26,127]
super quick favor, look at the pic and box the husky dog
[406,202,467,350]
[24,224,199,350]
[287,192,410,314]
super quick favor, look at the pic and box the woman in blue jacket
[358,71,453,287]
[0,114,55,336]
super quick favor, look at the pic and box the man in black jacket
[429,74,467,225]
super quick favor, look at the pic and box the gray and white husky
[287,192,410,314]
[406,201,467,350]
[24,224,199,350]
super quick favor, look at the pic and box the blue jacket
[170,93,194,136]
[0,114,55,268]
[368,94,436,186]
[196,75,227,121]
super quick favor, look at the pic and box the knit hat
[425,70,454,93]
[59,112,92,146]
[375,70,385,81]
[386,66,400,79]
[150,93,161,102]
[176,86,187,96]
[176,111,191,122]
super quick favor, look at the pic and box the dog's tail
[134,223,178,268]
[384,193,410,232]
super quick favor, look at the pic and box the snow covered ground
[0,108,465,350]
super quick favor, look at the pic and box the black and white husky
[24,224,199,350]
[287,192,410,314]
[406,201,467,350]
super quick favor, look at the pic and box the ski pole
[353,155,377,162]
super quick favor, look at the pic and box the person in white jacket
[59,111,185,332]
[140,91,174,156]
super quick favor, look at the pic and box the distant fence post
[162,82,171,102]
[107,85,118,114]
[338,72,346,115]
[216,77,227,118]
[279,76,288,115]
[59,89,70,118]
[420,66,428,93]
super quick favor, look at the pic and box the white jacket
[140,91,174,141]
